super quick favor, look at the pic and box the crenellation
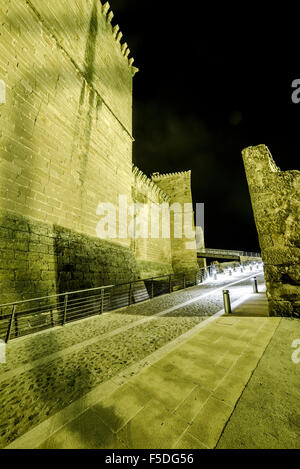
[107,11,114,24]
[152,170,191,181]
[112,25,119,39]
[132,165,171,203]
[121,42,128,55]
[102,2,110,16]
[100,1,136,73]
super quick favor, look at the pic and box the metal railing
[0,260,262,342]
[0,285,114,343]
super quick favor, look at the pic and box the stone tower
[151,171,198,272]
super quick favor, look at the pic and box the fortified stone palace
[0,0,201,304]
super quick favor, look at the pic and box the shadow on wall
[0,210,140,305]
[70,0,103,207]
[53,224,140,295]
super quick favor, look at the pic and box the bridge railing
[0,260,263,342]
[197,248,261,258]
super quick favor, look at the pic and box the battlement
[132,166,171,203]
[100,1,139,77]
[151,170,191,181]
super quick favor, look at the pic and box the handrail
[0,259,263,342]
[0,285,114,309]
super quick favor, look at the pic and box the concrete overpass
[197,248,261,262]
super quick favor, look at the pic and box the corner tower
[151,171,198,272]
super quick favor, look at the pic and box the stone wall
[0,211,139,305]
[195,226,206,269]
[132,167,173,278]
[0,0,202,305]
[242,144,300,317]
[152,172,198,272]
[0,0,139,303]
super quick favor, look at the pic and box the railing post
[63,294,68,325]
[14,313,19,338]
[50,309,54,328]
[5,305,16,343]
[129,283,133,305]
[169,275,172,294]
[151,279,154,299]
[100,288,104,314]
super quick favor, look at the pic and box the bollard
[250,265,253,271]
[223,290,232,314]
[229,269,232,276]
[252,276,258,293]
[214,272,217,281]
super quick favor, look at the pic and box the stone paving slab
[35,313,280,449]
[217,317,300,449]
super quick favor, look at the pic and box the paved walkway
[231,292,269,317]
[7,291,281,449]
[217,316,300,449]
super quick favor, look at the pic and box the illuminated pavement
[4,267,297,449]
[4,267,299,449]
[35,312,280,449]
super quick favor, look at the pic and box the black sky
[110,1,299,252]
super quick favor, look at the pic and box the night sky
[110,1,299,252]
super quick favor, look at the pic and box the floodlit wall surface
[0,0,138,303]
[132,167,173,278]
[152,172,198,272]
[195,226,206,269]
[0,0,201,305]
[243,144,300,317]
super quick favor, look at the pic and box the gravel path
[0,270,264,448]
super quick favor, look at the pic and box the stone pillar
[242,144,300,317]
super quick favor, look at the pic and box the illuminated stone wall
[132,167,173,278]
[195,226,206,269]
[0,0,201,305]
[243,144,300,317]
[152,172,198,272]
[0,0,139,303]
